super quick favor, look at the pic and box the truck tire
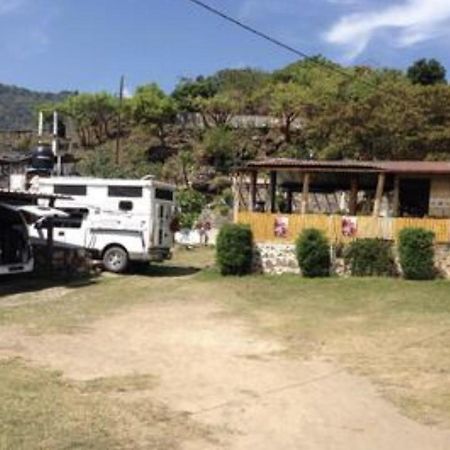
[102,246,129,273]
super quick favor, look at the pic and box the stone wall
[253,242,450,279]
[253,243,299,275]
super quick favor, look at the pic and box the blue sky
[0,0,449,94]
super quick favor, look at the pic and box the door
[154,202,173,248]
[399,178,431,217]
[51,208,88,248]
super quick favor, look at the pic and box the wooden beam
[349,176,358,216]
[270,171,277,214]
[393,176,400,217]
[301,173,311,215]
[249,171,257,212]
[373,173,386,217]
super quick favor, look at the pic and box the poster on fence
[274,216,289,238]
[342,216,358,237]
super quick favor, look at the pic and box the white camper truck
[0,203,34,276]
[34,177,177,273]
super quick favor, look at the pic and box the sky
[0,0,449,95]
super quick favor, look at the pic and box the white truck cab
[34,177,177,273]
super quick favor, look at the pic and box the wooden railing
[237,212,450,244]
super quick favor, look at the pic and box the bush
[177,189,207,229]
[398,228,436,280]
[344,239,395,277]
[295,229,330,278]
[216,224,254,276]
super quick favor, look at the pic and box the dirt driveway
[1,284,450,450]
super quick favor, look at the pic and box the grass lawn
[194,249,450,428]
[0,246,449,448]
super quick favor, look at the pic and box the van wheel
[102,246,129,273]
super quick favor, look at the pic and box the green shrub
[398,228,436,280]
[177,189,207,229]
[295,229,330,278]
[344,239,395,277]
[216,224,253,276]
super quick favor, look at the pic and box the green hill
[0,83,73,130]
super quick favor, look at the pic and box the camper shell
[34,177,177,272]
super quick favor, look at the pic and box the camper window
[155,189,174,201]
[108,186,143,198]
[54,184,87,196]
[119,201,133,212]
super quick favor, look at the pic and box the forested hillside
[6,57,450,223]
[0,83,72,130]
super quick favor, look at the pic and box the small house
[233,159,450,275]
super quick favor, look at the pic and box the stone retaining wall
[253,242,450,278]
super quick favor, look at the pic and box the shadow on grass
[130,263,202,278]
[0,273,97,299]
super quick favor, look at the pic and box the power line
[182,0,375,88]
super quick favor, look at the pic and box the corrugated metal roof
[242,159,450,174]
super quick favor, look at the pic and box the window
[108,186,143,198]
[52,217,83,229]
[119,201,133,212]
[155,188,174,201]
[54,184,87,196]
[61,208,89,221]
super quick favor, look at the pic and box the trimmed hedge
[398,228,435,280]
[344,239,395,277]
[216,224,253,276]
[296,228,330,278]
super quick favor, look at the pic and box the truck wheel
[102,246,129,273]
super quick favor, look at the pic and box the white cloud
[325,0,450,60]
[0,0,25,15]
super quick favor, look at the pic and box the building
[233,159,450,275]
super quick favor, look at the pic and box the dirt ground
[1,284,450,449]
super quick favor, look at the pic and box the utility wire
[182,0,376,89]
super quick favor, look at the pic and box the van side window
[52,208,88,229]
[119,201,133,212]
[108,186,143,198]
[54,185,87,196]
[52,217,83,229]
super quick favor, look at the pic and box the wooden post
[287,190,293,214]
[232,174,240,223]
[301,173,311,215]
[373,173,386,217]
[249,171,257,212]
[46,218,54,275]
[270,171,277,214]
[349,176,358,216]
[393,175,400,217]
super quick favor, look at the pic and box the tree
[132,83,177,146]
[57,92,119,147]
[202,126,239,173]
[172,76,219,112]
[196,92,241,128]
[177,188,207,229]
[307,79,424,160]
[407,59,447,86]
[267,82,312,143]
